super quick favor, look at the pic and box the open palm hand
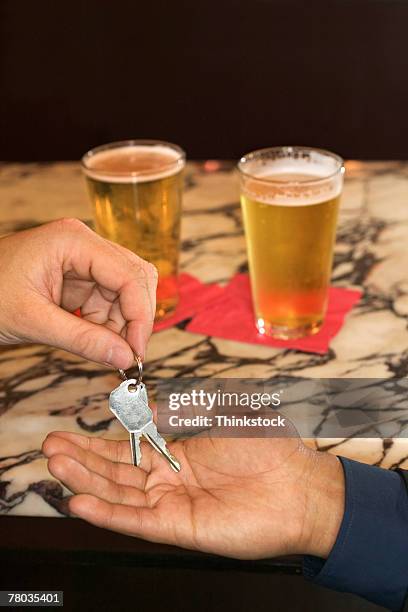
[42,429,343,560]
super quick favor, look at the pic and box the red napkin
[186,274,362,354]
[153,273,223,331]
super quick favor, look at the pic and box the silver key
[117,364,145,467]
[109,378,181,472]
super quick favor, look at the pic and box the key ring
[134,355,143,384]
[118,355,143,385]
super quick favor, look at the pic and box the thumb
[33,303,134,368]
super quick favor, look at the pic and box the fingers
[105,239,158,356]
[33,302,134,369]
[30,218,158,365]
[47,454,148,506]
[68,494,163,542]
[77,286,123,328]
[95,239,158,361]
[42,432,150,487]
[57,220,158,360]
[45,431,131,463]
[42,431,152,478]
[43,431,176,544]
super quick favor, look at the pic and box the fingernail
[132,325,146,361]
[106,344,133,369]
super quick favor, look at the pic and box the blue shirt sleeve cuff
[303,457,408,610]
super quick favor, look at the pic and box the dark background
[0,517,386,612]
[1,0,408,161]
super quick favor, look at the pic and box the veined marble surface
[1,160,408,517]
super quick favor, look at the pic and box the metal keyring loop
[134,355,143,384]
[118,355,143,385]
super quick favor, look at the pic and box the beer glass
[238,146,344,339]
[82,140,185,320]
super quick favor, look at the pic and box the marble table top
[1,159,408,518]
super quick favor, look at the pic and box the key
[109,378,181,472]
[117,368,139,464]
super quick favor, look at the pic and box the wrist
[300,451,345,558]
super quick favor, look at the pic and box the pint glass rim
[237,145,344,185]
[81,139,186,179]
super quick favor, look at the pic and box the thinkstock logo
[157,377,408,439]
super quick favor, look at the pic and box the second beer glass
[82,140,185,321]
[239,146,344,339]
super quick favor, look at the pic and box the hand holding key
[42,426,344,560]
[0,219,157,367]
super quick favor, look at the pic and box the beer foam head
[82,142,185,183]
[239,147,344,206]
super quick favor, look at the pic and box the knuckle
[53,217,88,233]
[146,262,158,280]
[120,249,158,283]
[127,257,148,280]
[133,258,158,281]
[74,326,98,357]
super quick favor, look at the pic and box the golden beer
[82,140,185,320]
[239,147,344,339]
